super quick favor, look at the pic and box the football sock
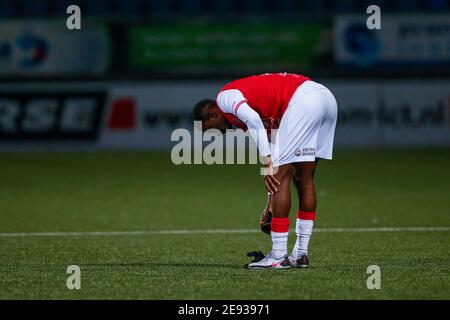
[292,210,316,258]
[271,217,290,259]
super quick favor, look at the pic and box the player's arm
[217,90,280,194]
[235,105,280,194]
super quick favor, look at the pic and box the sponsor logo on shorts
[295,147,316,157]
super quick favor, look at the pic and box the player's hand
[261,157,280,194]
[264,175,280,194]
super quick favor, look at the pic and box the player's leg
[271,164,295,218]
[292,160,318,210]
[270,164,295,259]
[247,164,294,269]
[293,161,318,211]
[290,161,318,268]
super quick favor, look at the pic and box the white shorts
[272,80,338,167]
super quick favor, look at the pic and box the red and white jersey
[216,73,310,130]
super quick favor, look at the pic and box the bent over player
[193,73,337,269]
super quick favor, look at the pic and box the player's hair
[193,99,215,121]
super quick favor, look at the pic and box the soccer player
[193,73,337,269]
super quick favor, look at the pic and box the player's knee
[274,164,294,182]
[294,172,314,189]
[294,163,316,188]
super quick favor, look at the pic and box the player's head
[193,99,232,132]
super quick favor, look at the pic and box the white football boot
[246,251,291,269]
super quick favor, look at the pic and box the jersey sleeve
[216,89,248,116]
[235,104,271,157]
[217,89,271,157]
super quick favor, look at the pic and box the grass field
[0,149,449,299]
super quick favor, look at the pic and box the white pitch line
[0,227,449,238]
[314,227,450,233]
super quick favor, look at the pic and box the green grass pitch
[0,149,449,299]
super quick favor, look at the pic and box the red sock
[297,210,316,221]
[271,217,290,233]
